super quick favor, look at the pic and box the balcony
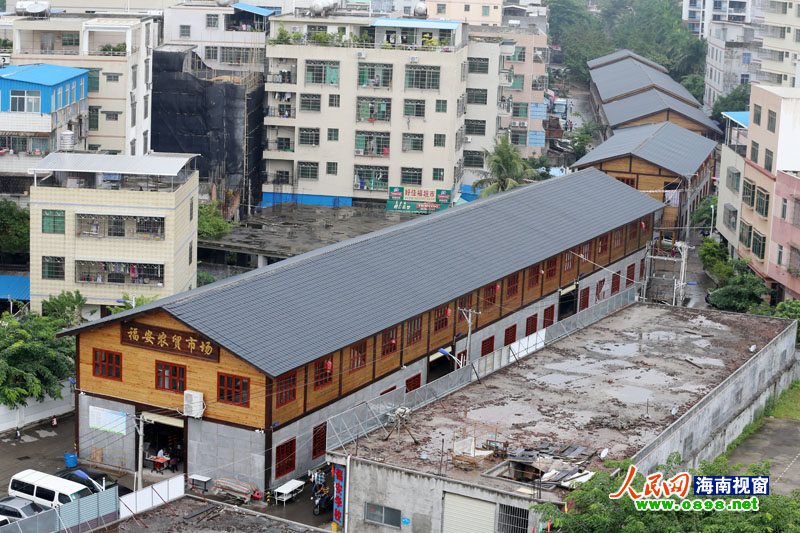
[75,260,164,287]
[499,69,513,87]
[265,106,296,119]
[0,150,47,175]
[498,98,512,116]
[75,214,165,241]
[265,139,295,152]
[265,171,294,185]
[353,176,389,191]
[268,32,461,53]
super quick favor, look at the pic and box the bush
[198,202,232,240]
[197,271,216,286]
[698,237,727,272]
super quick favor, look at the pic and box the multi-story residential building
[1,13,159,154]
[705,22,759,111]
[162,1,272,73]
[716,110,749,256]
[430,0,503,26]
[262,12,547,208]
[753,0,800,87]
[60,168,661,491]
[28,152,198,317]
[0,64,89,186]
[682,0,753,38]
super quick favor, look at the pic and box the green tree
[42,291,86,327]
[561,18,614,82]
[697,237,727,271]
[711,83,750,123]
[571,120,602,160]
[525,155,554,181]
[0,312,75,407]
[197,271,216,286]
[681,74,705,103]
[108,293,158,314]
[198,202,232,240]
[690,195,717,231]
[709,260,768,312]
[473,136,533,197]
[545,0,591,44]
[0,200,29,260]
[773,300,800,343]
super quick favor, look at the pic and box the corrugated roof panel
[231,2,275,17]
[721,111,749,128]
[572,122,717,176]
[29,152,198,176]
[603,89,721,134]
[0,275,30,301]
[0,64,87,86]
[587,49,668,73]
[61,169,663,377]
[591,58,699,107]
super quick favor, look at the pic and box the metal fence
[119,475,184,519]
[326,287,638,452]
[0,487,118,533]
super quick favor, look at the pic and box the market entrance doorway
[140,412,185,475]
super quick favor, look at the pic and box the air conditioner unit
[409,56,419,63]
[465,136,473,143]
[355,149,364,155]
[511,120,520,127]
[357,51,367,59]
[183,390,205,419]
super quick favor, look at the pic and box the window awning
[142,411,184,428]
[231,2,275,17]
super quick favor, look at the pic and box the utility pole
[458,307,481,366]
[136,416,145,492]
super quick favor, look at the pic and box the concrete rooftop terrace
[353,304,789,494]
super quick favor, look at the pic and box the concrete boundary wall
[631,318,798,472]
[0,381,73,434]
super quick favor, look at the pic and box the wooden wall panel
[561,249,579,285]
[402,313,430,364]
[541,256,561,295]
[598,156,631,173]
[625,221,639,255]
[455,291,478,337]
[272,367,306,426]
[630,157,663,176]
[80,310,266,429]
[640,215,653,247]
[666,111,708,134]
[609,227,626,262]
[341,338,375,395]
[522,265,543,306]
[578,241,594,276]
[500,271,523,317]
[595,233,611,267]
[477,282,501,327]
[619,111,668,128]
[428,302,455,350]
[305,352,341,411]
[375,331,402,379]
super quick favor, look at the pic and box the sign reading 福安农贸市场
[386,187,452,213]
[120,321,220,361]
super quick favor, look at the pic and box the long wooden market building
[61,168,663,490]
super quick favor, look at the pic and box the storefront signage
[386,187,452,213]
[121,321,220,361]
[333,464,346,526]
[89,406,127,435]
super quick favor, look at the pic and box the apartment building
[263,12,547,208]
[716,110,748,256]
[753,0,800,87]
[0,64,89,184]
[28,152,198,317]
[162,1,272,73]
[1,13,159,154]
[682,0,752,38]
[705,22,759,110]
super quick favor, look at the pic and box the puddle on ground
[692,339,712,349]
[586,342,642,357]
[642,331,679,342]
[467,403,542,424]
[35,429,57,438]
[19,435,37,443]
[531,372,586,386]
[613,368,673,386]
[689,315,729,331]
[687,356,724,367]
[606,384,653,404]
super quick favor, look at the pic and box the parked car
[8,470,93,509]
[55,468,131,496]
[0,496,44,522]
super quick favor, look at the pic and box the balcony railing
[75,260,164,287]
[353,177,389,191]
[265,172,295,184]
[75,214,165,240]
[354,146,390,157]
[269,35,461,53]
[266,71,296,84]
[265,140,295,152]
[265,106,296,118]
[13,48,129,57]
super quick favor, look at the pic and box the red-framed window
[579,243,591,265]
[313,356,334,389]
[480,336,494,356]
[483,283,498,306]
[155,361,185,393]
[504,325,517,346]
[217,373,250,406]
[579,287,590,310]
[93,349,122,380]
[563,251,574,272]
[626,264,636,287]
[597,234,609,255]
[380,386,397,395]
[457,294,472,321]
[312,423,327,459]
[640,258,646,278]
[275,438,296,478]
[640,217,649,235]
[611,271,621,295]
[350,341,367,371]
[381,326,398,357]
[506,273,520,297]
[276,371,297,406]
[596,279,606,300]
[543,305,555,328]
[617,176,635,188]
[405,373,421,392]
[456,350,468,366]
[612,228,623,248]
[406,316,423,345]
[545,258,558,280]
[628,222,639,244]
[433,305,450,332]
[525,314,538,336]
[527,265,541,289]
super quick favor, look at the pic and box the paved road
[728,418,800,494]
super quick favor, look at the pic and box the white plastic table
[188,474,212,493]
[273,479,304,506]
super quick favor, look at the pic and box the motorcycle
[312,485,334,515]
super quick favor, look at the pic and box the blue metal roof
[231,2,275,16]
[0,64,88,86]
[0,275,30,301]
[372,18,460,30]
[721,111,749,128]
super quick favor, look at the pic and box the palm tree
[472,136,534,197]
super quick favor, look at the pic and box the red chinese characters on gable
[121,321,220,361]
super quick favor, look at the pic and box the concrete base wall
[0,382,74,434]
[187,418,266,490]
[330,455,540,533]
[632,321,799,472]
[78,394,137,471]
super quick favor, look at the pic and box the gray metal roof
[587,49,668,73]
[572,122,718,176]
[29,152,198,177]
[603,89,722,134]
[61,169,663,377]
[591,58,699,106]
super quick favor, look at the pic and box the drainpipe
[344,454,351,533]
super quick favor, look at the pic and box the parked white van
[8,470,93,508]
